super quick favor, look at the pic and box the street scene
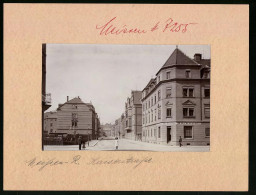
[44,137,209,151]
[42,44,210,151]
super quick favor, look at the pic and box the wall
[57,103,92,135]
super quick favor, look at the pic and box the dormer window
[203,72,210,78]
[185,70,191,78]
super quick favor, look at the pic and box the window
[158,90,161,101]
[158,75,161,83]
[166,87,171,98]
[72,113,78,127]
[204,72,210,78]
[155,109,157,121]
[158,127,161,138]
[72,104,77,109]
[183,87,194,97]
[151,97,153,106]
[183,108,194,117]
[166,108,172,118]
[154,95,156,104]
[166,71,171,79]
[50,129,53,133]
[158,106,161,119]
[205,128,210,137]
[184,126,193,138]
[185,70,191,78]
[50,123,53,127]
[205,106,210,118]
[149,100,150,108]
[151,111,153,122]
[205,88,210,98]
[151,129,153,137]
[154,129,156,137]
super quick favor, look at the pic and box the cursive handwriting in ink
[96,17,147,35]
[96,17,197,36]
[25,155,81,171]
[87,156,153,168]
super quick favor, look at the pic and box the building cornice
[142,78,210,101]
[155,64,201,76]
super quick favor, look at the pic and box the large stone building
[141,48,210,146]
[44,96,100,139]
[124,91,142,140]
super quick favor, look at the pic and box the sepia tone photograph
[42,44,210,151]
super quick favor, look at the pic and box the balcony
[42,93,52,111]
[43,93,51,104]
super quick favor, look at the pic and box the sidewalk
[44,140,99,151]
[118,138,210,152]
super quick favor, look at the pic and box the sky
[46,44,210,124]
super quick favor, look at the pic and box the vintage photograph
[42,44,210,151]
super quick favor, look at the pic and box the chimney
[194,53,202,61]
[78,96,80,99]
[67,96,69,101]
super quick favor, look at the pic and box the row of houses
[111,91,143,140]
[112,47,210,146]
[44,96,101,140]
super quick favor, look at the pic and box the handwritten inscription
[25,155,81,171]
[87,156,153,168]
[96,17,197,35]
[25,155,152,171]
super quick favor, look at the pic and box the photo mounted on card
[4,4,248,191]
[42,44,210,152]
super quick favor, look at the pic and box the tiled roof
[66,97,85,104]
[162,48,199,68]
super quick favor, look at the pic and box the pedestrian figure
[78,136,82,150]
[179,136,183,147]
[115,137,119,150]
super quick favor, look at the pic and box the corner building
[141,48,210,146]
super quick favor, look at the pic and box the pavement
[44,138,209,152]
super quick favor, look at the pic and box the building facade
[141,48,210,146]
[44,111,57,134]
[101,123,114,137]
[124,91,142,140]
[52,96,100,139]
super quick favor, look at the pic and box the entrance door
[167,126,171,143]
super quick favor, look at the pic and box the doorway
[167,126,172,143]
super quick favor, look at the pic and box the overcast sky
[46,44,210,124]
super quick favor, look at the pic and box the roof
[143,78,156,91]
[57,97,86,110]
[162,48,199,68]
[66,97,85,104]
[198,59,211,67]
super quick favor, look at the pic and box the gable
[182,100,196,106]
